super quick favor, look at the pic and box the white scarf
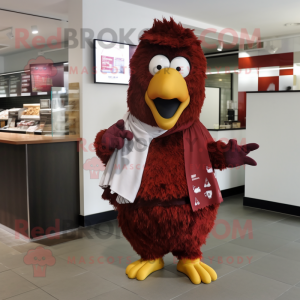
[99,112,167,204]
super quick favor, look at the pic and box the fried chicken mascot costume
[94,18,259,284]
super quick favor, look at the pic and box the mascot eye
[170,57,190,77]
[149,55,170,75]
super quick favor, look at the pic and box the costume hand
[102,120,133,150]
[224,139,259,168]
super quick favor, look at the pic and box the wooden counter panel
[0,133,81,145]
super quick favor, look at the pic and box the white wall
[70,0,243,216]
[201,87,220,129]
[209,129,246,191]
[2,42,68,73]
[245,92,300,207]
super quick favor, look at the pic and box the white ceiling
[120,0,300,39]
[0,9,68,55]
[0,0,300,56]
[0,0,68,20]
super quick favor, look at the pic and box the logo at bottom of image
[23,246,56,277]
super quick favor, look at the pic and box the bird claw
[126,258,164,281]
[177,258,217,284]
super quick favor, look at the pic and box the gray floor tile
[172,282,253,300]
[50,233,111,257]
[258,222,300,241]
[0,252,27,270]
[13,256,87,287]
[200,234,227,252]
[278,217,300,227]
[12,242,52,254]
[0,270,37,300]
[242,254,300,285]
[42,272,118,300]
[210,217,255,243]
[163,252,178,267]
[276,287,300,300]
[238,210,287,230]
[93,220,124,238]
[0,229,27,247]
[1,194,299,300]
[202,242,267,268]
[58,242,131,271]
[99,236,137,257]
[6,288,57,300]
[215,269,291,300]
[230,230,290,253]
[217,205,261,219]
[90,254,141,287]
[122,269,196,300]
[0,241,20,256]
[0,263,9,273]
[272,242,300,263]
[90,288,145,300]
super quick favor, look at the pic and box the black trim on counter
[222,185,245,198]
[244,197,300,217]
[79,210,118,227]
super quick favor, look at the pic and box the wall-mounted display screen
[30,63,64,94]
[94,39,137,85]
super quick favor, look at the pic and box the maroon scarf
[159,119,223,211]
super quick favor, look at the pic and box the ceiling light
[268,45,278,54]
[217,42,223,51]
[6,28,14,39]
[284,23,300,26]
[31,25,38,34]
[219,79,222,81]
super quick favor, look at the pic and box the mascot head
[127,18,207,130]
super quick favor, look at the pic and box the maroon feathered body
[94,19,227,260]
[95,130,225,260]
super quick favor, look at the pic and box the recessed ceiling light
[219,79,222,81]
[284,23,300,26]
[6,28,14,39]
[31,25,38,34]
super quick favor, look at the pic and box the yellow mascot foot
[177,259,217,284]
[126,258,164,281]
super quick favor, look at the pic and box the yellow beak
[145,68,190,130]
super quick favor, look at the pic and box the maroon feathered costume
[94,18,258,284]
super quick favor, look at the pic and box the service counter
[244,91,300,216]
[0,133,81,239]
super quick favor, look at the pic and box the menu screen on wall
[94,39,137,85]
[30,63,64,94]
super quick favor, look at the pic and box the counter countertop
[0,133,81,145]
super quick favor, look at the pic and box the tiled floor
[1,194,300,300]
